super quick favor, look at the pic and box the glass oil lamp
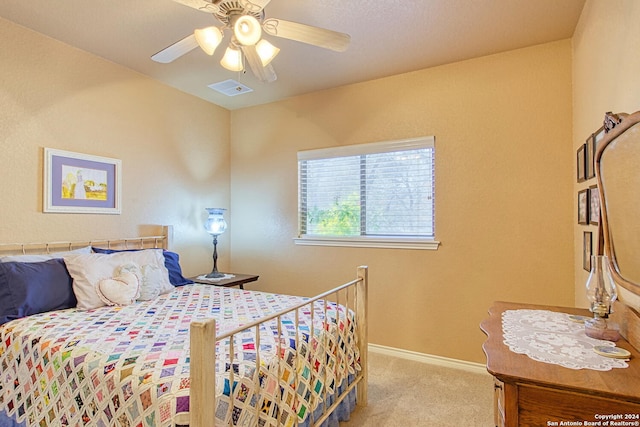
[584,255,620,341]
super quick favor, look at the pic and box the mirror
[596,111,640,309]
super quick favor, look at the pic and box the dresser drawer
[518,384,640,426]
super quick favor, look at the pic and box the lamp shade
[256,39,280,66]
[234,15,262,46]
[194,27,224,55]
[204,208,227,236]
[220,46,243,71]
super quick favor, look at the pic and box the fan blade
[262,18,350,52]
[151,34,199,63]
[238,0,271,13]
[240,44,277,83]
[172,0,219,13]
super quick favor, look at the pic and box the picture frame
[585,134,595,179]
[576,144,586,183]
[578,188,589,225]
[594,125,606,147]
[583,231,592,272]
[44,148,122,214]
[589,185,600,225]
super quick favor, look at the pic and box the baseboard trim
[368,343,489,375]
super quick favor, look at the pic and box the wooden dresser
[481,301,640,427]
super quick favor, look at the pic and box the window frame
[295,136,440,250]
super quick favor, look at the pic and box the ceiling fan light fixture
[256,39,280,66]
[220,45,244,72]
[194,26,224,55]
[234,15,262,46]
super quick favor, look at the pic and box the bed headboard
[0,225,173,255]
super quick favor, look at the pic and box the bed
[0,226,368,427]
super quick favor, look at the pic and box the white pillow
[0,246,92,263]
[117,262,163,301]
[64,250,173,310]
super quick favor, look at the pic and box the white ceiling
[0,0,585,110]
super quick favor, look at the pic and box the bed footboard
[355,265,368,407]
[189,266,368,427]
[190,318,218,427]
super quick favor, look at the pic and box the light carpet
[340,351,495,426]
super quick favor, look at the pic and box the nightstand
[190,273,259,289]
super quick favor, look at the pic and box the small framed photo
[594,126,606,147]
[583,231,593,271]
[589,185,600,225]
[44,148,122,214]
[577,144,586,183]
[585,135,595,179]
[578,188,589,225]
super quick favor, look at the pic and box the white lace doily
[196,273,235,282]
[502,309,628,371]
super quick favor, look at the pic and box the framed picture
[578,188,589,225]
[576,144,586,183]
[594,125,605,149]
[583,231,592,272]
[44,148,122,214]
[585,134,595,179]
[589,185,600,225]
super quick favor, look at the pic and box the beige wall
[0,18,231,276]
[230,40,575,363]
[572,0,640,307]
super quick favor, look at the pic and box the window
[296,137,438,249]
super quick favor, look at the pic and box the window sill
[293,236,440,250]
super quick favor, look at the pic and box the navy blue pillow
[0,259,77,325]
[91,247,193,287]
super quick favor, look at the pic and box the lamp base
[584,317,621,341]
[205,271,225,279]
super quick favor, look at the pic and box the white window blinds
[298,137,435,240]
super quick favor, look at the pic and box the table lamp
[204,208,227,278]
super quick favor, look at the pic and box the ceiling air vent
[208,79,253,96]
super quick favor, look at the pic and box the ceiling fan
[152,0,351,83]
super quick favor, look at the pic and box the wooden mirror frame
[595,110,640,310]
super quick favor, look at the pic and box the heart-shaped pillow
[96,272,140,306]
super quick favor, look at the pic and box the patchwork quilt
[0,285,360,427]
